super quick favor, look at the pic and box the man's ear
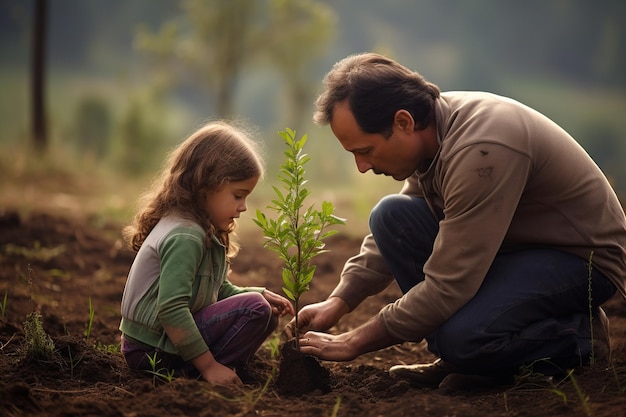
[393,109,415,133]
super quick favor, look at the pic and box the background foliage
[1,0,625,228]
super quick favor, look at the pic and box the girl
[119,121,294,385]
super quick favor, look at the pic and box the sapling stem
[254,128,345,349]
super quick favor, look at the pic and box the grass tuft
[22,311,55,359]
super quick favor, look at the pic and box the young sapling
[254,128,345,349]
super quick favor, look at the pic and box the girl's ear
[393,109,415,133]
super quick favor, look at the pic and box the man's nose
[355,155,372,173]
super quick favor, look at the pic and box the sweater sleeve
[380,143,532,341]
[329,234,394,310]
[157,231,209,361]
[329,175,423,310]
[218,276,264,300]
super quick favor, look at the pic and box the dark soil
[1,210,625,417]
[276,339,332,396]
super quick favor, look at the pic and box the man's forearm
[347,314,403,355]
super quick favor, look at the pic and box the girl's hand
[201,362,242,386]
[192,351,242,386]
[262,289,295,318]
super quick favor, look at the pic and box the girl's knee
[246,292,272,314]
[228,292,273,320]
[266,312,279,333]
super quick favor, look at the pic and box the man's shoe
[590,307,611,367]
[389,358,458,387]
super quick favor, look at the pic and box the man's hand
[298,315,402,362]
[284,297,350,338]
[298,331,359,361]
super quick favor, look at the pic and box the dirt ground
[1,209,625,417]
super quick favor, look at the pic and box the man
[293,52,626,387]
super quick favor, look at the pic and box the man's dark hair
[314,53,441,137]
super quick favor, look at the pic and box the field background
[1,0,626,227]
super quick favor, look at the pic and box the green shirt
[119,215,263,360]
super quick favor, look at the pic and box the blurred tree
[183,0,256,117]
[135,0,335,124]
[264,0,336,131]
[114,95,167,177]
[135,0,258,117]
[31,0,47,152]
[73,96,112,159]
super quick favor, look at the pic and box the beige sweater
[331,91,626,341]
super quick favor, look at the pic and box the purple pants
[121,292,277,378]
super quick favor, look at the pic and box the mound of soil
[1,210,625,417]
[276,339,332,396]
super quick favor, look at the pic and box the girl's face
[204,176,259,231]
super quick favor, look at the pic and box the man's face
[329,101,431,180]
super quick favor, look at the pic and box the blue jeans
[122,292,277,378]
[369,195,617,375]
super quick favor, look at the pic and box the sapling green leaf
[254,128,345,349]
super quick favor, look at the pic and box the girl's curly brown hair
[122,120,263,258]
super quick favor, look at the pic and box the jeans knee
[432,324,477,364]
[267,312,278,333]
[230,292,273,322]
[249,292,272,314]
[369,194,410,236]
[244,292,277,342]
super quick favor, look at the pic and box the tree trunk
[32,0,48,152]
